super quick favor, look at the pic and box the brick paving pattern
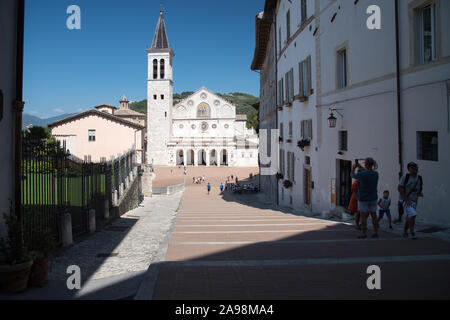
[149,167,450,300]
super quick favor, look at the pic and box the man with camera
[351,157,379,239]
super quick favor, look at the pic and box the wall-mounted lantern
[328,108,344,128]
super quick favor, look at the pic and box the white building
[146,11,259,167]
[254,0,450,226]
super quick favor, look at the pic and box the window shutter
[308,119,312,140]
[290,69,294,102]
[301,120,305,139]
[299,62,304,96]
[291,153,295,182]
[287,152,291,180]
[285,73,289,103]
[307,56,312,96]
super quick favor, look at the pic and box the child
[220,183,224,192]
[207,183,211,195]
[348,179,360,230]
[378,190,392,229]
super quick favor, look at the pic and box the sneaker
[389,225,393,230]
[410,232,417,239]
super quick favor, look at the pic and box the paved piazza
[148,166,450,299]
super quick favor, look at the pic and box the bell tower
[146,9,174,165]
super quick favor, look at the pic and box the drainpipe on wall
[273,11,279,207]
[395,0,403,178]
[14,0,25,256]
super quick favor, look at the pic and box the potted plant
[297,138,311,151]
[275,172,284,180]
[0,210,33,293]
[26,228,57,287]
[299,96,308,102]
[283,180,293,189]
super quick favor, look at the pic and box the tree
[246,109,259,133]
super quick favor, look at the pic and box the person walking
[348,178,361,230]
[207,182,211,195]
[378,190,393,229]
[351,157,379,239]
[394,172,405,224]
[399,162,423,239]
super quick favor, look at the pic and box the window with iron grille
[280,122,284,138]
[339,130,348,151]
[417,131,438,161]
[289,121,293,137]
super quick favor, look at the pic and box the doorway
[303,167,311,206]
[337,159,352,208]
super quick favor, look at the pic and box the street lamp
[327,108,344,128]
[327,113,337,128]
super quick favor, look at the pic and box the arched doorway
[187,150,194,165]
[220,149,228,166]
[176,150,184,166]
[197,149,206,166]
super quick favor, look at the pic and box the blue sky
[23,0,265,118]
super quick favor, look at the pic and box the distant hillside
[129,92,259,118]
[22,113,77,130]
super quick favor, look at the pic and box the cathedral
[146,11,259,167]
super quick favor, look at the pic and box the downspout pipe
[395,0,403,178]
[273,11,279,206]
[14,0,25,255]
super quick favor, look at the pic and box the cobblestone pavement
[0,191,183,300]
[138,167,450,300]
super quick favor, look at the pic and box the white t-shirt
[399,174,421,203]
[379,197,391,209]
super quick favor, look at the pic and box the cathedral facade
[146,11,258,167]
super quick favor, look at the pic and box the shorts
[403,201,417,218]
[378,209,391,219]
[358,200,378,213]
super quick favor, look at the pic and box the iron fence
[21,135,135,243]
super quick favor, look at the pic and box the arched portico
[210,149,218,166]
[197,149,207,166]
[186,149,194,165]
[220,149,228,166]
[176,150,184,165]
